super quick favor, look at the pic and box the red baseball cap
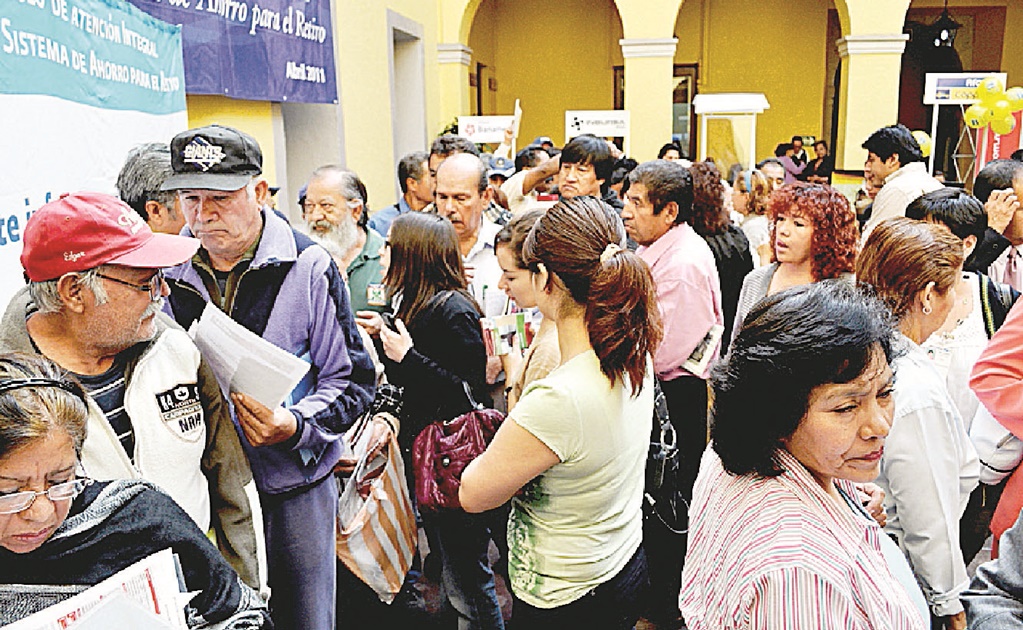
[21,192,201,282]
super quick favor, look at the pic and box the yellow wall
[467,0,496,116]
[335,0,442,208]
[675,0,829,168]
[1003,1,1023,87]
[186,95,278,187]
[469,0,623,148]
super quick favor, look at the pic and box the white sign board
[1,0,188,307]
[458,116,514,144]
[924,72,1009,105]
[565,110,630,142]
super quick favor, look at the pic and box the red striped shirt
[680,447,926,629]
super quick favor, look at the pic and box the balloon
[1006,87,1023,113]
[991,99,1013,121]
[911,130,932,158]
[976,75,1007,105]
[991,115,1017,136]
[965,103,994,129]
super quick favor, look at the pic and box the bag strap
[980,273,998,339]
[980,272,1021,338]
[461,381,484,412]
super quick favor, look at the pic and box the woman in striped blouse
[680,280,927,629]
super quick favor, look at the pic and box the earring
[922,304,933,315]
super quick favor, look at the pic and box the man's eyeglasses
[94,269,165,301]
[0,478,93,515]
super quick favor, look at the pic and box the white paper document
[5,548,188,629]
[188,302,311,409]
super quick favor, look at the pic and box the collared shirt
[862,162,943,241]
[876,335,980,617]
[988,245,1023,293]
[465,219,505,316]
[483,200,511,226]
[637,223,722,380]
[193,228,262,313]
[680,448,928,630]
[346,228,386,314]
[367,196,411,236]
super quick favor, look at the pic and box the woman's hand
[355,311,384,336]
[380,318,414,362]
[856,482,886,528]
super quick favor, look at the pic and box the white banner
[565,110,630,142]
[458,116,514,144]
[1,0,188,306]
[924,72,1009,105]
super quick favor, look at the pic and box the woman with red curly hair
[731,182,858,344]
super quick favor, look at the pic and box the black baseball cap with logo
[161,124,263,191]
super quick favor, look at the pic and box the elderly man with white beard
[301,166,387,314]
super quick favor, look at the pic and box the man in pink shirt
[621,159,723,626]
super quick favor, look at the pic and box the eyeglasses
[94,269,165,301]
[0,478,93,515]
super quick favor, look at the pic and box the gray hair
[308,165,369,228]
[0,353,89,461]
[29,268,108,314]
[116,143,177,222]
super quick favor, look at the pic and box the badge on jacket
[156,384,204,440]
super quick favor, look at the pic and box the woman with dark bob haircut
[731,182,858,344]
[680,281,928,629]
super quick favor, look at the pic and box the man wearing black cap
[160,124,376,630]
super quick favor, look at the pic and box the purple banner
[127,0,336,104]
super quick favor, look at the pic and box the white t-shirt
[465,219,505,316]
[507,350,652,608]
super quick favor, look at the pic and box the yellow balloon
[911,130,932,158]
[1006,87,1023,113]
[965,103,994,129]
[976,75,1007,105]
[991,115,1017,136]
[992,99,1013,121]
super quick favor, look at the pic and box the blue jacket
[164,209,375,494]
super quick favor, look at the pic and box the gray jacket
[964,510,1023,628]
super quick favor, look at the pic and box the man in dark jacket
[160,124,376,630]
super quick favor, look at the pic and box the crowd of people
[4,118,1023,630]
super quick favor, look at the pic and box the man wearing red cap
[160,124,376,630]
[0,191,264,592]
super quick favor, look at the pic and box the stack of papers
[187,302,310,409]
[5,548,192,629]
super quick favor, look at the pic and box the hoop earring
[922,304,933,315]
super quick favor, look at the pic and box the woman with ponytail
[460,196,661,629]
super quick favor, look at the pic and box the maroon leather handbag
[412,384,505,512]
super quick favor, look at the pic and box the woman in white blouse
[857,217,980,630]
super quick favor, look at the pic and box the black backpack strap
[981,272,1021,338]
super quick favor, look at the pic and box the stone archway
[829,0,912,171]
